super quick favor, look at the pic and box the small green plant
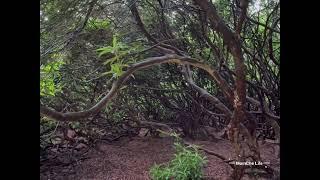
[150,133,207,180]
[86,18,110,31]
[40,54,65,97]
[96,35,127,78]
[96,34,143,78]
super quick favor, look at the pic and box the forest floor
[40,135,280,180]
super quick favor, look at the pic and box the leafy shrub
[86,18,110,31]
[150,141,207,180]
[40,56,65,97]
[96,34,144,78]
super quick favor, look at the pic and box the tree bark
[192,1,250,179]
[41,54,235,122]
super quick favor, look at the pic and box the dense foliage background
[40,0,279,179]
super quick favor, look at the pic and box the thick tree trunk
[192,0,259,179]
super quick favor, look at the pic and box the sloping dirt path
[40,136,279,180]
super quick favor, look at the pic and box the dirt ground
[40,136,280,180]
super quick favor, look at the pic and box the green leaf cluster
[40,54,65,97]
[96,35,143,78]
[150,141,207,180]
[86,18,110,31]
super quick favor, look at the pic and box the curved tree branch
[192,1,254,178]
[192,0,247,126]
[236,0,249,35]
[41,54,233,122]
[128,0,185,55]
[181,65,232,118]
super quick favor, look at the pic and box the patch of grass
[150,137,207,180]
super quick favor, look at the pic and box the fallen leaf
[75,143,87,150]
[67,129,76,139]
